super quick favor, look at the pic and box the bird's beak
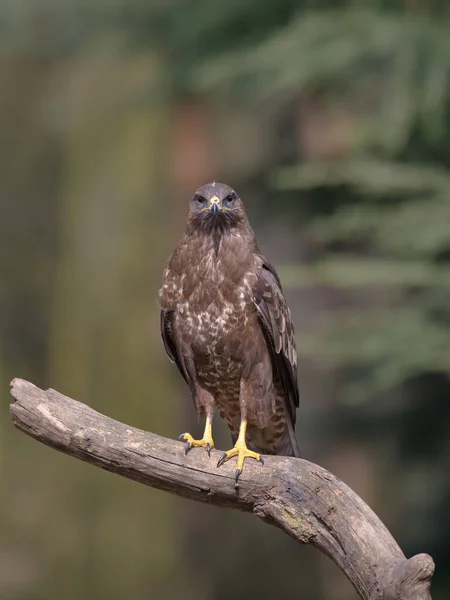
[209,196,221,215]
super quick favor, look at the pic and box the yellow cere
[201,195,222,212]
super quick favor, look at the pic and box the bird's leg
[179,415,215,457]
[217,419,264,488]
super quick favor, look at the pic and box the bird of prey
[159,182,300,487]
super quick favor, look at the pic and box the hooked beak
[209,196,221,215]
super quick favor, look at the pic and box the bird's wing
[160,309,196,396]
[252,259,299,425]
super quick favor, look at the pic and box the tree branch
[9,378,434,600]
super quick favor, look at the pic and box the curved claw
[234,469,242,489]
[217,452,228,468]
[178,431,214,457]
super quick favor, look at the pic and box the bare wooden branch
[9,378,434,600]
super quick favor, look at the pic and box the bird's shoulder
[158,235,196,309]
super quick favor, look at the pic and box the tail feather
[283,418,301,457]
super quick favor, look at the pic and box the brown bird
[158,182,300,487]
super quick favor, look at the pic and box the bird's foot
[217,441,264,488]
[178,432,215,457]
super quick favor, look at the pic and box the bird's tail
[280,418,301,458]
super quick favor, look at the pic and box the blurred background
[1,1,449,599]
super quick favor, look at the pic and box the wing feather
[160,309,196,397]
[252,259,299,425]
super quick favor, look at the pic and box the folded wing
[252,259,299,426]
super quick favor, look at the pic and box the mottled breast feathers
[160,252,299,425]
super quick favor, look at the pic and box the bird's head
[186,182,247,235]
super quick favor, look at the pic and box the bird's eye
[194,194,206,205]
[223,193,236,205]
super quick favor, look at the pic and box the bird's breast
[177,290,252,349]
[175,271,257,385]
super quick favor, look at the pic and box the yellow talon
[179,417,214,457]
[216,420,264,488]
